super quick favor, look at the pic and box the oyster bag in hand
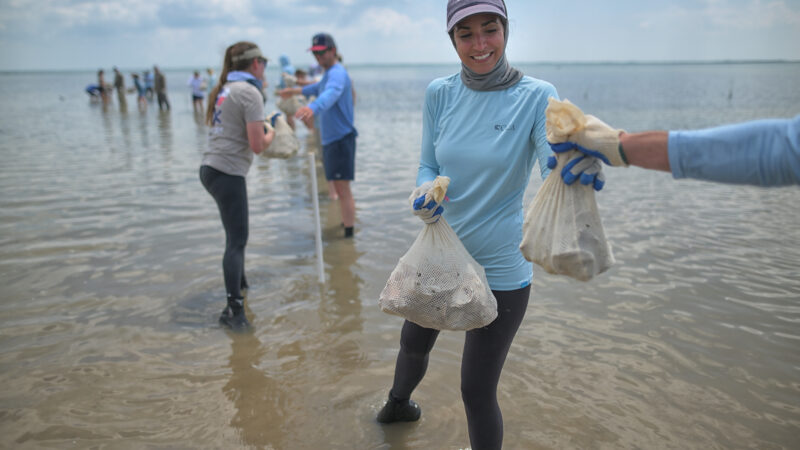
[520,151,614,281]
[276,93,305,117]
[379,177,498,330]
[261,111,299,159]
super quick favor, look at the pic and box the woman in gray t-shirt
[199,41,274,332]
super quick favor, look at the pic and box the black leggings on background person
[387,285,530,450]
[199,165,248,300]
[157,92,170,111]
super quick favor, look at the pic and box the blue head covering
[279,54,295,74]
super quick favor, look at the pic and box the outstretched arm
[667,116,800,186]
[620,131,670,172]
[547,98,800,187]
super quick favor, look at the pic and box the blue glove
[547,152,606,191]
[549,140,625,167]
[264,112,281,134]
[269,112,282,127]
[409,181,444,224]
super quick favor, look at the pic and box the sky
[1,0,799,71]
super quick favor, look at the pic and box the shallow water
[1,62,799,449]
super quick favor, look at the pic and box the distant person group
[88,65,218,113]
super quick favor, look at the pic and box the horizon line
[2,58,799,74]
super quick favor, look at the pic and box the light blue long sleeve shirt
[417,74,557,290]
[668,116,800,186]
[302,63,356,145]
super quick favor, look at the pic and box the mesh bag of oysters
[519,98,614,281]
[261,111,299,159]
[379,176,498,330]
[275,73,307,117]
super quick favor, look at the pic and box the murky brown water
[1,64,799,449]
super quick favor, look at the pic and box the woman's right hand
[409,181,444,224]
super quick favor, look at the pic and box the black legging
[199,165,248,299]
[388,285,530,450]
[157,92,170,111]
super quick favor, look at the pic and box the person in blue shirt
[278,33,358,238]
[375,1,567,448]
[187,70,205,113]
[277,54,295,89]
[547,103,800,187]
[131,73,147,111]
[143,70,154,100]
[205,67,216,93]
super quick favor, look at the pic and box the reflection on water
[225,332,291,449]
[0,64,799,448]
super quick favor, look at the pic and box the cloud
[0,0,262,35]
[704,0,800,28]
[654,0,800,29]
[157,1,236,28]
[354,7,442,39]
[1,0,798,70]
[358,8,417,35]
[337,7,450,63]
[0,0,158,37]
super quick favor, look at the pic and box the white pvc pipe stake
[308,152,325,284]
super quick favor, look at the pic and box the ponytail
[205,41,260,126]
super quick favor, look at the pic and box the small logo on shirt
[494,124,515,132]
[212,87,231,125]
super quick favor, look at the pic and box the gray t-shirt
[202,81,265,177]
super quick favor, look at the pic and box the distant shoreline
[2,59,799,74]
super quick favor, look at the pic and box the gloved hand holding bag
[380,176,497,330]
[519,98,615,281]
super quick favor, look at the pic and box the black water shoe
[219,297,250,332]
[376,392,421,423]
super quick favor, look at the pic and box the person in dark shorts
[200,42,274,331]
[278,33,358,238]
[188,70,205,113]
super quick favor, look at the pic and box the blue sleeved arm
[416,83,440,186]
[301,82,319,99]
[668,116,800,187]
[308,66,346,116]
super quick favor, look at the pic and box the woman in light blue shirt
[377,1,561,448]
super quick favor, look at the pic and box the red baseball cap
[309,33,336,52]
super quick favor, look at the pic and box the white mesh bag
[379,177,498,330]
[276,94,306,117]
[281,72,297,88]
[519,151,614,281]
[275,74,306,117]
[261,111,298,159]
